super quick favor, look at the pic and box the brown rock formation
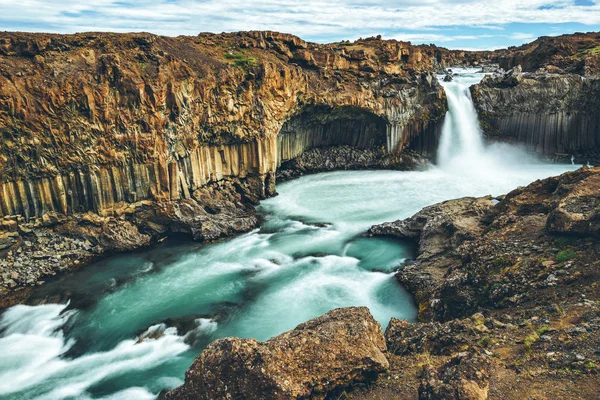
[0,31,459,296]
[355,167,600,399]
[165,307,388,400]
[370,166,600,322]
[489,32,600,76]
[369,196,496,321]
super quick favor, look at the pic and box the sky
[1,0,600,50]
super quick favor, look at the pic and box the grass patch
[224,51,258,72]
[477,335,498,348]
[556,249,576,263]
[536,325,551,336]
[523,331,542,352]
[578,46,600,57]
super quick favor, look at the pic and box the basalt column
[0,138,278,220]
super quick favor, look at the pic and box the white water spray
[435,68,566,177]
[437,70,486,167]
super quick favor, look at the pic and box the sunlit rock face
[0,30,462,295]
[488,32,600,76]
[0,31,453,221]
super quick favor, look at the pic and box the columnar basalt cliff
[0,31,465,296]
[471,68,600,163]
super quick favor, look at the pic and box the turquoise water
[0,70,580,399]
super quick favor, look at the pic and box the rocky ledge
[365,166,599,398]
[276,145,429,181]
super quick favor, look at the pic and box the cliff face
[471,69,600,163]
[0,31,453,221]
[0,31,464,296]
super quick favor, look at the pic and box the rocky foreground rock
[362,166,600,399]
[165,307,388,400]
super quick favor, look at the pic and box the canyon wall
[471,69,600,163]
[489,32,600,75]
[0,31,451,221]
[0,31,456,296]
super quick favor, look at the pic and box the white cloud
[0,0,598,42]
[510,32,537,40]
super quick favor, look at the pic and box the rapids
[0,69,579,399]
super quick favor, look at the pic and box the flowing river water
[0,70,579,399]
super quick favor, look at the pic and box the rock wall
[0,31,447,221]
[277,106,387,166]
[0,140,277,220]
[489,32,600,76]
[471,70,600,163]
[0,30,451,296]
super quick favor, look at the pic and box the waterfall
[437,69,487,169]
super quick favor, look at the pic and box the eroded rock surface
[369,196,496,320]
[166,307,388,400]
[350,166,600,400]
[471,69,600,163]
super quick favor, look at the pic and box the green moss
[224,52,258,72]
[577,46,600,57]
[491,255,513,273]
[536,325,551,336]
[523,332,539,350]
[556,250,576,263]
[477,335,498,348]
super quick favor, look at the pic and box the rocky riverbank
[0,177,261,304]
[167,166,600,399]
[276,145,430,181]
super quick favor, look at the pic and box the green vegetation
[523,332,539,350]
[536,325,551,336]
[555,249,577,263]
[477,335,498,348]
[224,52,258,72]
[551,303,565,316]
[578,46,600,57]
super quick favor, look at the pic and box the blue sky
[1,0,600,49]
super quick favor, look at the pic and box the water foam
[0,303,189,400]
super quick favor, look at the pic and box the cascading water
[437,69,486,167]
[0,70,580,400]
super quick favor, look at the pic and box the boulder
[166,307,388,400]
[419,352,490,400]
[546,170,600,235]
